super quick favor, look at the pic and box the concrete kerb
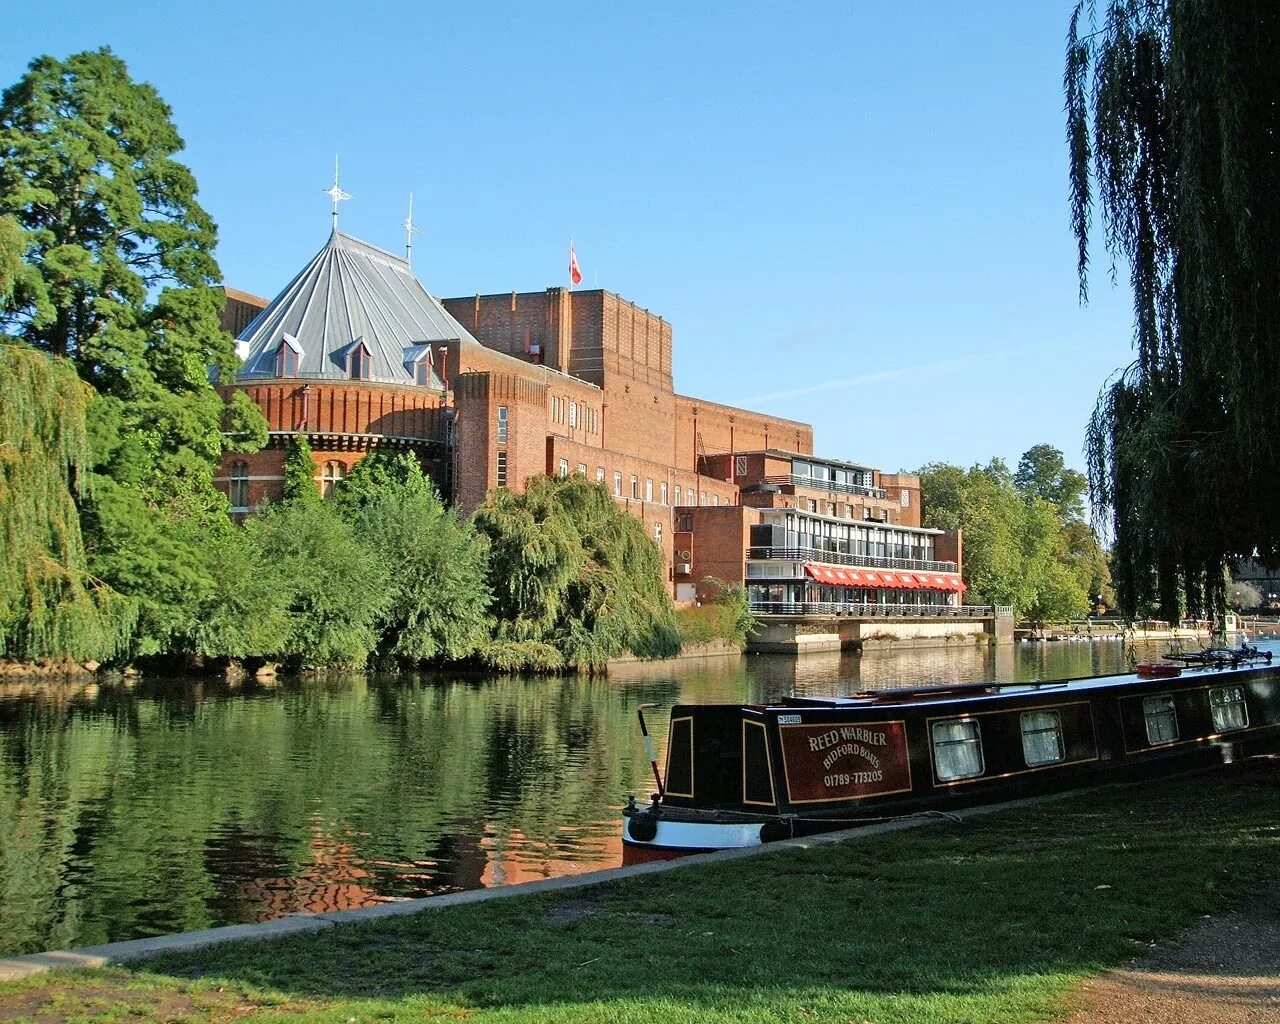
[0,787,1080,982]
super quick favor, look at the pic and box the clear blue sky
[3,1,1134,475]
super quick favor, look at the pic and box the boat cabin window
[1209,686,1248,732]
[1020,709,1064,766]
[1142,694,1179,745]
[931,718,984,781]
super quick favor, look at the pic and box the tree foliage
[474,476,681,671]
[0,345,135,660]
[282,434,319,504]
[0,49,268,661]
[1067,1,1280,622]
[920,447,1107,620]
[245,499,391,669]
[1014,443,1088,522]
[334,453,491,666]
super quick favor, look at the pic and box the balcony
[760,474,888,500]
[749,600,992,617]
[747,547,958,574]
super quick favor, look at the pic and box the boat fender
[627,812,659,842]
[759,819,792,844]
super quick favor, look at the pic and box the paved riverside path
[1064,882,1280,1024]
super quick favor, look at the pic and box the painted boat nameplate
[778,720,913,804]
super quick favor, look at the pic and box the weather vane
[403,192,422,267]
[323,156,352,230]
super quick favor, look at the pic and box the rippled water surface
[0,637,1264,955]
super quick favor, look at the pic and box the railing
[759,475,888,500]
[750,601,993,617]
[747,547,958,573]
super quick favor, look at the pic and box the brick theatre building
[216,226,962,611]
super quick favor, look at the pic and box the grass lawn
[1,760,1277,1024]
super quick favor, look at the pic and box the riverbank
[1,759,1275,1023]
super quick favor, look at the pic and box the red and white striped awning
[804,563,966,591]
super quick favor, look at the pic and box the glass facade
[744,508,959,613]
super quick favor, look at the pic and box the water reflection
[0,638,1215,955]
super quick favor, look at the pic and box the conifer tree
[0,49,267,656]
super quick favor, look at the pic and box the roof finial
[403,192,422,267]
[323,155,352,231]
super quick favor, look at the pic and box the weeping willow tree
[474,475,681,672]
[0,346,136,661]
[1068,1,1280,623]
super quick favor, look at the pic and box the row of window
[226,459,347,507]
[758,512,937,561]
[275,339,413,383]
[932,685,1251,783]
[792,459,874,489]
[547,462,727,506]
[933,710,1064,782]
[548,396,600,435]
[799,497,897,522]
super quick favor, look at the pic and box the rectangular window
[496,450,508,487]
[1020,710,1064,766]
[932,718,984,781]
[577,463,587,476]
[901,490,911,508]
[1210,686,1248,732]
[558,459,569,478]
[631,475,639,499]
[596,467,606,484]
[1143,694,1178,745]
[497,406,508,444]
[700,491,707,505]
[654,522,663,542]
[678,514,693,532]
[674,486,682,505]
[569,401,578,428]
[645,479,654,502]
[613,471,622,497]
[660,482,668,505]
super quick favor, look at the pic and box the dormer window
[404,345,433,386]
[349,341,371,380]
[274,334,302,377]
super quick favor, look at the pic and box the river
[0,638,1220,955]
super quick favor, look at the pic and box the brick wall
[223,381,446,438]
[452,370,551,514]
[674,396,812,472]
[879,472,922,529]
[219,287,268,338]
[934,528,963,570]
[679,506,761,599]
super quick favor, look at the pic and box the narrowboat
[621,644,1280,864]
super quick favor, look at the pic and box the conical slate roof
[237,230,470,387]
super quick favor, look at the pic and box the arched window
[322,460,345,498]
[229,461,249,509]
[349,343,370,381]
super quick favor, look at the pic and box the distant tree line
[919,444,1113,621]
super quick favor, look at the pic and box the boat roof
[753,642,1278,713]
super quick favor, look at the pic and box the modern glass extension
[746,508,970,615]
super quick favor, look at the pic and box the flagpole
[569,238,574,292]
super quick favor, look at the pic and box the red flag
[569,241,582,285]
